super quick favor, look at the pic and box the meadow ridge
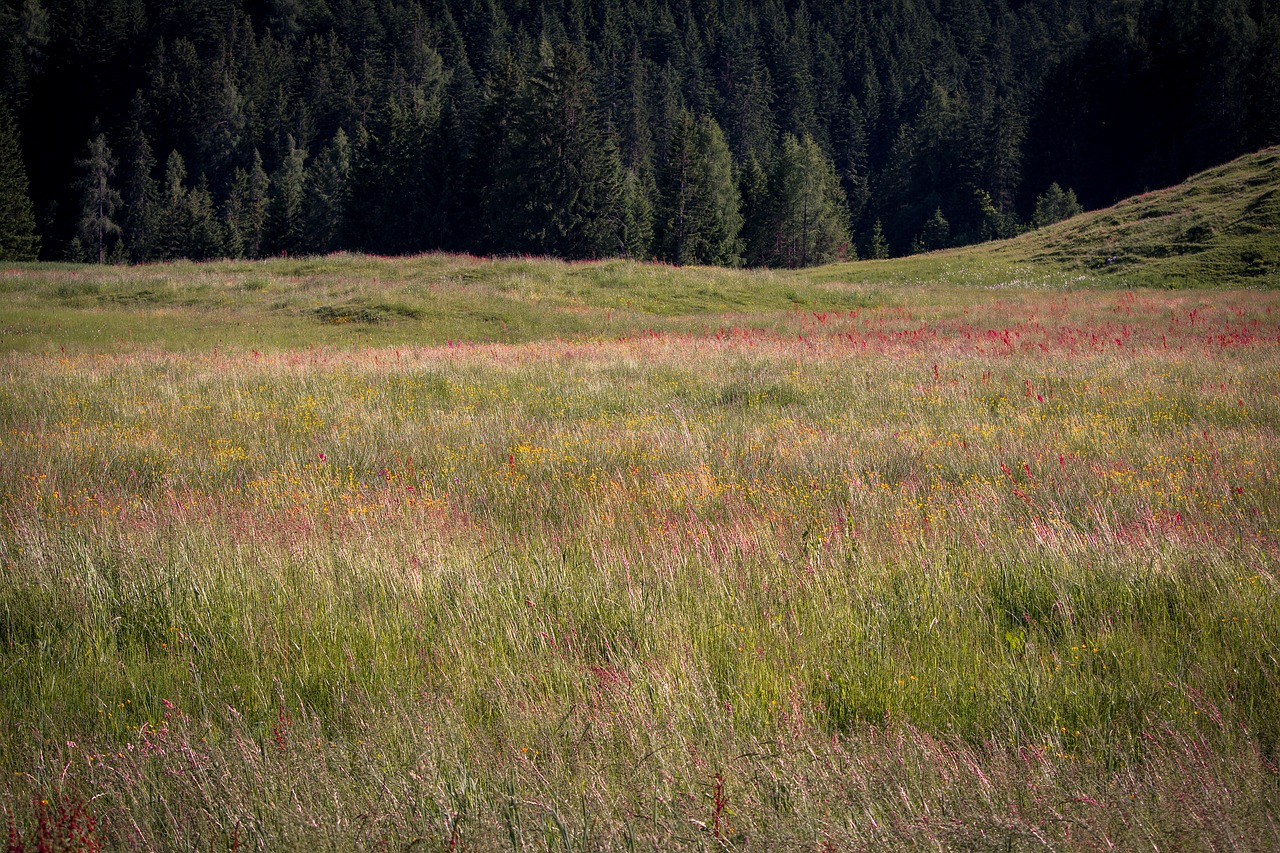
[2,153,1280,851]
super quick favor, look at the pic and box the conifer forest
[3,0,1279,266]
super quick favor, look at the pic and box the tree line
[2,0,1277,265]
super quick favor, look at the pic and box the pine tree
[655,110,742,266]
[0,101,39,260]
[225,150,270,259]
[303,128,351,253]
[266,136,307,255]
[865,218,889,259]
[922,206,950,250]
[759,134,850,268]
[75,133,123,263]
[1032,182,1082,227]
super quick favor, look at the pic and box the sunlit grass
[1,260,1278,849]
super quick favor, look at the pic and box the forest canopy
[2,0,1278,265]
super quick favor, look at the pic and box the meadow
[1,244,1277,852]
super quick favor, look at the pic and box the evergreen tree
[184,177,225,260]
[617,44,656,172]
[2,0,1275,264]
[865,218,889,260]
[419,97,474,251]
[1032,182,1082,227]
[474,50,528,254]
[372,97,438,254]
[655,110,742,266]
[738,151,770,266]
[1248,12,1280,147]
[504,42,623,258]
[922,206,950,251]
[779,2,818,141]
[75,133,123,263]
[0,101,39,261]
[616,165,654,259]
[757,134,849,268]
[874,125,920,256]
[0,0,50,110]
[303,128,351,253]
[986,95,1025,216]
[155,150,199,260]
[267,136,308,255]
[225,150,270,259]
[715,19,774,162]
[833,94,871,228]
[969,188,1017,243]
[121,113,159,263]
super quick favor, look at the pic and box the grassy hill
[2,147,1278,355]
[810,145,1280,291]
[1013,145,1280,287]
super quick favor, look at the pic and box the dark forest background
[3,0,1279,265]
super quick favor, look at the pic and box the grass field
[2,152,1279,851]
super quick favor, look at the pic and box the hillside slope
[811,146,1280,290]
[1017,146,1280,287]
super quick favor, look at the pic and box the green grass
[1,151,1279,850]
[808,145,1280,291]
[0,255,895,354]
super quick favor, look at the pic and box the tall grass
[1,267,1278,849]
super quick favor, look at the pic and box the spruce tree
[616,166,654,259]
[0,101,39,261]
[655,110,742,266]
[1032,182,1082,227]
[922,206,950,251]
[738,151,770,266]
[508,42,623,258]
[184,177,225,260]
[970,188,1016,242]
[156,150,191,260]
[75,133,123,263]
[759,134,849,268]
[225,150,270,259]
[303,128,351,253]
[986,95,1025,216]
[475,50,529,255]
[121,121,159,263]
[865,219,889,260]
[715,20,775,163]
[267,136,307,256]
